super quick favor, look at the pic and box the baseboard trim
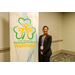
[52,50,75,56]
[52,50,62,56]
[61,50,75,55]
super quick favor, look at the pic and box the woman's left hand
[41,51,43,55]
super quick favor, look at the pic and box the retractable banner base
[10,12,38,62]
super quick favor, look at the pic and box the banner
[10,12,38,62]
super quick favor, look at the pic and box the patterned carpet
[50,52,75,62]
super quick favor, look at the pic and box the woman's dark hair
[43,26,49,30]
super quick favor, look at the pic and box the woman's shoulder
[39,35,43,37]
[47,34,52,38]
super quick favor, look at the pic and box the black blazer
[38,34,52,56]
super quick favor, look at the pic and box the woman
[38,26,52,62]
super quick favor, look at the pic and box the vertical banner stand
[10,12,38,62]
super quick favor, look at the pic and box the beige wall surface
[0,50,10,62]
[58,13,63,50]
[62,12,75,52]
[0,12,9,48]
[0,12,10,62]
[39,12,63,53]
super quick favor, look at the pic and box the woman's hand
[41,51,43,55]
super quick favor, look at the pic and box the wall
[62,12,75,52]
[58,13,63,50]
[0,12,10,62]
[39,12,63,53]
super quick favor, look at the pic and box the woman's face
[43,27,48,35]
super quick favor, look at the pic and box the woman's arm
[42,36,52,54]
[38,36,41,51]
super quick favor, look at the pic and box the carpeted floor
[50,52,75,62]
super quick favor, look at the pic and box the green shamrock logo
[13,17,36,40]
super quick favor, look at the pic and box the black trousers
[39,53,50,62]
